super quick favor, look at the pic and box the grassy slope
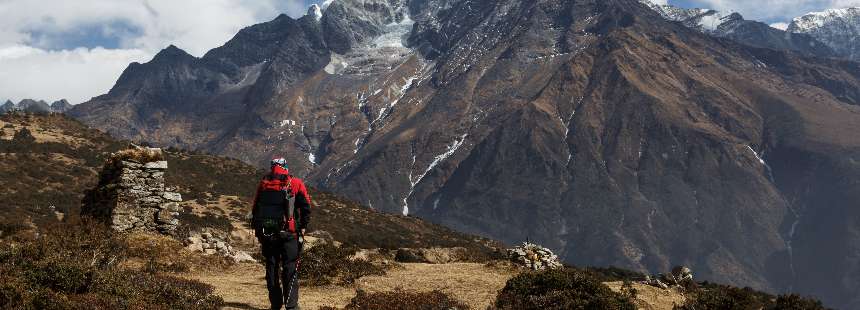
[0,113,499,253]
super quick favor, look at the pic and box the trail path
[185,262,518,310]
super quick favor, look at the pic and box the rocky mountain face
[1,98,73,114]
[641,1,836,58]
[68,0,860,307]
[789,8,860,61]
[0,100,14,113]
[50,99,72,113]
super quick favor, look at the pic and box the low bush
[494,268,636,310]
[176,211,233,239]
[320,289,470,310]
[677,283,828,310]
[0,220,223,309]
[301,243,388,286]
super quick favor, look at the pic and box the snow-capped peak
[788,7,860,33]
[787,7,860,61]
[308,4,323,20]
[321,0,335,10]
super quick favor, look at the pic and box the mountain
[0,100,14,113]
[50,99,73,113]
[16,99,52,113]
[1,98,73,114]
[788,8,860,61]
[68,0,860,307]
[641,1,836,58]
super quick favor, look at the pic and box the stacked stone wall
[83,147,181,235]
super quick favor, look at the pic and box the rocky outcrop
[644,266,695,289]
[507,243,562,271]
[184,230,255,262]
[82,147,183,235]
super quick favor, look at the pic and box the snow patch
[747,145,766,165]
[324,53,349,74]
[308,153,317,165]
[698,13,724,31]
[402,134,469,216]
[321,0,335,10]
[309,4,322,20]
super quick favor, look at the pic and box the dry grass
[355,263,517,310]
[605,281,687,310]
[184,261,519,310]
[110,146,164,164]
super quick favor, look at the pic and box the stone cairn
[82,146,182,235]
[507,242,563,270]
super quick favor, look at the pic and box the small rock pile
[185,230,255,263]
[644,266,694,289]
[507,242,563,270]
[82,146,182,235]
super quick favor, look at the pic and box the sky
[1,0,859,105]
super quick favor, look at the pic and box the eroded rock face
[82,147,182,235]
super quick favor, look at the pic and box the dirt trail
[186,262,518,310]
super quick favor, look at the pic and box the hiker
[251,158,312,310]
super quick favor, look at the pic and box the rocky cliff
[67,0,860,307]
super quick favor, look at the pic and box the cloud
[0,0,317,104]
[677,0,860,22]
[0,45,150,104]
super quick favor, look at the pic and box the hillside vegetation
[0,113,829,309]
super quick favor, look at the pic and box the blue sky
[1,0,858,104]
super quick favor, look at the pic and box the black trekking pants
[261,235,301,310]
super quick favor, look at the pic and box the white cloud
[649,0,669,5]
[0,46,150,104]
[0,0,314,104]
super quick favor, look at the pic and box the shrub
[300,243,387,286]
[337,289,470,310]
[774,294,827,310]
[109,146,164,164]
[494,268,636,310]
[176,212,233,239]
[0,220,223,309]
[677,283,829,310]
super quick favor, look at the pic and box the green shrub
[338,289,470,310]
[494,268,636,310]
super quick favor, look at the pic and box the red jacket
[252,165,312,232]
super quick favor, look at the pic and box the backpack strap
[283,175,296,221]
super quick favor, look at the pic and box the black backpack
[252,173,296,238]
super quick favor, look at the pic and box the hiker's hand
[300,229,306,235]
